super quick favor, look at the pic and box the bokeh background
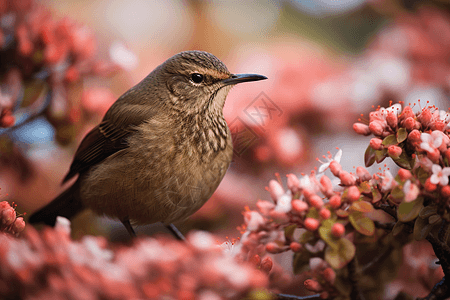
[2,0,450,297]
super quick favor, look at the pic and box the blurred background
[1,0,450,297]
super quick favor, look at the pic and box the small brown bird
[29,50,267,237]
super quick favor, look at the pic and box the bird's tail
[28,180,84,226]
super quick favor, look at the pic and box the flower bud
[304,218,320,231]
[356,166,371,181]
[347,186,361,202]
[304,279,322,292]
[369,138,383,150]
[388,145,402,159]
[290,242,303,252]
[260,256,273,273]
[319,208,331,219]
[397,168,412,181]
[404,117,415,131]
[309,194,324,209]
[419,108,432,127]
[386,112,398,130]
[331,223,345,238]
[441,185,450,197]
[329,161,342,177]
[322,268,336,284]
[292,200,308,213]
[369,120,384,136]
[339,171,356,186]
[353,123,371,136]
[329,195,341,208]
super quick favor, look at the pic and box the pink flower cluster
[0,200,25,235]
[0,216,269,300]
[234,102,450,298]
[0,0,118,129]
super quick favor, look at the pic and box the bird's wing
[62,102,155,183]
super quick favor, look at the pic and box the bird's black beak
[221,74,267,86]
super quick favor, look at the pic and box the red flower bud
[319,208,331,219]
[331,223,345,238]
[397,168,412,181]
[369,138,383,150]
[329,161,342,177]
[304,218,320,231]
[339,171,356,186]
[347,186,361,202]
[290,242,303,253]
[329,195,341,208]
[309,195,324,209]
[388,145,402,159]
[404,117,415,131]
[292,200,308,213]
[369,120,385,136]
[353,123,371,136]
[304,279,322,292]
[386,112,398,130]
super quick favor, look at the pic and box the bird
[29,50,267,237]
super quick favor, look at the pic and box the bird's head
[157,50,267,115]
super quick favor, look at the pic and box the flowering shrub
[236,102,450,299]
[0,216,270,300]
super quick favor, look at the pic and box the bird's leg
[121,218,137,237]
[166,223,185,241]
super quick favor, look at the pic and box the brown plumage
[29,50,267,236]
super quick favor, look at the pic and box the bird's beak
[221,74,267,86]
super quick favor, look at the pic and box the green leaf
[397,197,424,222]
[382,134,398,146]
[306,207,319,219]
[364,145,376,168]
[392,151,415,170]
[349,211,375,236]
[293,248,312,274]
[324,238,355,269]
[429,214,441,225]
[319,220,339,249]
[415,167,430,185]
[284,224,297,240]
[335,209,349,218]
[397,128,407,143]
[359,182,371,194]
[375,149,388,163]
[371,187,382,203]
[414,215,435,241]
[419,204,438,219]
[350,201,374,213]
[392,221,405,237]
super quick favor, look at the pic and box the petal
[443,167,450,176]
[432,164,442,174]
[334,149,343,163]
[441,176,449,186]
[430,174,440,185]
[420,133,431,143]
[318,162,331,173]
[420,142,432,152]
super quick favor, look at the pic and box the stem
[348,257,366,300]
[361,243,394,273]
[274,293,321,300]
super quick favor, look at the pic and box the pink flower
[380,170,396,192]
[403,180,420,203]
[430,164,450,186]
[318,149,342,173]
[420,131,443,153]
[244,211,265,231]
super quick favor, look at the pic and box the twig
[361,243,394,273]
[348,257,366,300]
[274,293,321,300]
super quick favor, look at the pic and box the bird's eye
[191,73,204,84]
